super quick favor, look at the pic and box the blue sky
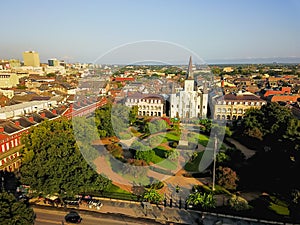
[1,0,300,64]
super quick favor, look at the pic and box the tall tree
[0,192,35,225]
[20,119,111,197]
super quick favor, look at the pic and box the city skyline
[1,0,300,64]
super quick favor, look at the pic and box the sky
[1,0,300,64]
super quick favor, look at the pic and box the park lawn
[109,184,132,194]
[184,151,204,172]
[269,202,289,216]
[156,158,177,170]
[165,131,180,142]
[152,153,164,164]
[269,196,289,216]
[122,173,150,185]
[155,134,168,143]
[151,147,177,170]
[188,133,209,146]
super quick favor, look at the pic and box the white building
[0,100,57,120]
[0,72,19,88]
[125,93,164,117]
[0,89,14,99]
[170,57,208,119]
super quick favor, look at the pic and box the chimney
[221,80,225,88]
[52,109,57,114]
[40,112,46,118]
[15,121,20,127]
[29,117,34,122]
[0,126,4,133]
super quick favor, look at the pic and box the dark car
[65,211,82,224]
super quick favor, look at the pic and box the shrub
[216,166,239,190]
[106,143,123,159]
[135,150,155,164]
[164,149,179,160]
[146,181,164,190]
[142,189,163,204]
[228,195,251,211]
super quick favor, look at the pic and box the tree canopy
[237,102,300,192]
[0,192,35,225]
[20,118,111,197]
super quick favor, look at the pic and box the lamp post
[212,134,217,192]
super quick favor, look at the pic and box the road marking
[35,218,61,224]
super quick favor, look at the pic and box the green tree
[72,117,100,164]
[94,103,115,137]
[0,192,35,225]
[129,106,138,125]
[240,103,300,154]
[20,119,111,197]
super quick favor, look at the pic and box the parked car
[63,197,80,207]
[87,199,103,210]
[65,211,82,223]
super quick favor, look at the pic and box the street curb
[31,203,189,225]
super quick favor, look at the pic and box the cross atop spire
[186,56,193,80]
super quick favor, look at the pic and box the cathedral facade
[169,56,208,119]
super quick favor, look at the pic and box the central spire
[186,56,193,80]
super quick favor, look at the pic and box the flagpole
[212,134,217,192]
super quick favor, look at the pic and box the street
[33,207,159,225]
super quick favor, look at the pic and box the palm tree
[186,191,215,210]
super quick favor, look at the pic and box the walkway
[226,138,256,159]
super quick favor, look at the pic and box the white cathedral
[169,56,208,119]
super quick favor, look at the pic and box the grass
[109,184,132,194]
[156,158,177,170]
[188,133,209,147]
[151,154,164,164]
[165,131,180,142]
[184,151,204,172]
[269,202,289,216]
[268,196,289,216]
[122,173,150,185]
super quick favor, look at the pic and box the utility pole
[212,134,217,192]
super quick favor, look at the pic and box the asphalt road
[33,207,158,225]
